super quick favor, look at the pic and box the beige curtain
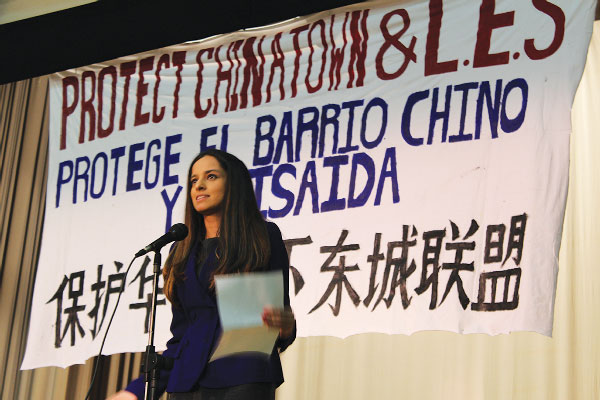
[1,21,599,400]
[0,78,148,400]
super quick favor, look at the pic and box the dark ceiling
[0,0,362,85]
[2,0,598,85]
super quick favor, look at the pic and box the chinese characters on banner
[22,0,595,369]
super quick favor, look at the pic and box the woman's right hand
[106,390,137,400]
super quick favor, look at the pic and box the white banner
[22,0,596,369]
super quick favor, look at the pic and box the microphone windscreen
[169,223,189,241]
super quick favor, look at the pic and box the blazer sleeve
[267,222,296,352]
[125,287,188,399]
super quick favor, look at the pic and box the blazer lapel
[183,244,217,307]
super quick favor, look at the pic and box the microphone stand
[143,250,171,400]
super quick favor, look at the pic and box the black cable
[84,256,137,400]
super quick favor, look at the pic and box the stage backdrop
[22,0,596,370]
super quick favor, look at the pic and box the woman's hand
[106,390,137,400]
[262,306,295,338]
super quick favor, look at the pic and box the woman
[109,149,296,400]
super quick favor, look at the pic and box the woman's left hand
[262,306,295,338]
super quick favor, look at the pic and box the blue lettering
[145,139,161,190]
[220,124,228,151]
[273,111,294,164]
[161,186,182,233]
[126,142,144,192]
[348,152,375,208]
[200,125,229,152]
[74,156,90,203]
[268,164,296,218]
[56,160,74,207]
[110,146,125,196]
[321,155,348,212]
[293,161,319,215]
[428,85,451,144]
[164,133,181,186]
[319,104,340,157]
[402,90,429,146]
[450,82,478,143]
[200,126,218,152]
[254,115,276,166]
[360,97,387,149]
[295,107,319,162]
[375,147,400,206]
[500,78,528,133]
[339,100,363,153]
[475,80,502,139]
[90,152,108,199]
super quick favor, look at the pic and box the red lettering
[119,61,137,130]
[61,76,79,150]
[347,10,369,88]
[240,36,265,109]
[290,25,309,98]
[213,44,233,114]
[171,51,186,119]
[80,70,96,144]
[194,48,214,119]
[153,54,169,124]
[473,0,514,68]
[267,32,286,103]
[524,0,565,60]
[376,9,417,80]
[134,56,154,126]
[228,40,244,112]
[98,66,117,138]
[329,13,349,91]
[306,19,327,94]
[425,0,457,76]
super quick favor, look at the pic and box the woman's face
[189,155,227,216]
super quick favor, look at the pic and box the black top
[195,237,219,278]
[125,221,295,397]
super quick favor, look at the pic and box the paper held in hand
[211,271,283,361]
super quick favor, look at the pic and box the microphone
[135,223,188,258]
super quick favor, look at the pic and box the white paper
[211,271,283,361]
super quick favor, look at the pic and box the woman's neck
[203,214,221,238]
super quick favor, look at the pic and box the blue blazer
[126,222,295,398]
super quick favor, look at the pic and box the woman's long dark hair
[163,149,270,304]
